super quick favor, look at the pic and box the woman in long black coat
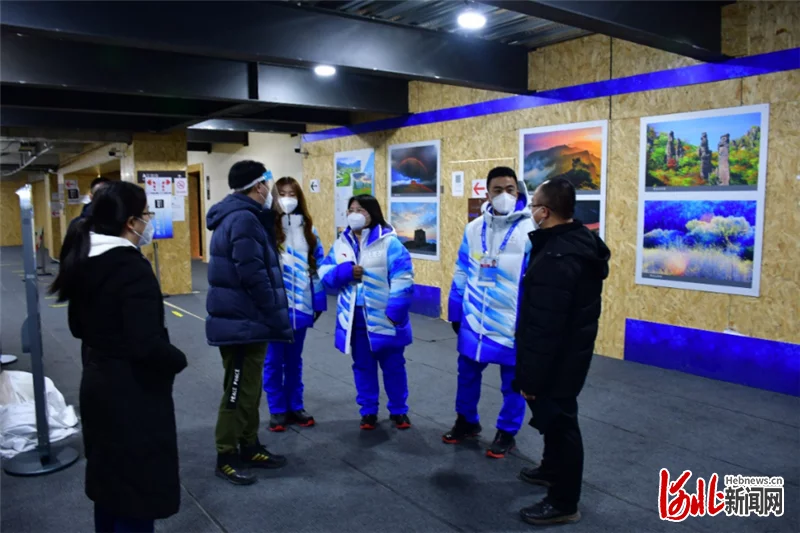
[51,181,187,533]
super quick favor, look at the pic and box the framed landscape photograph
[635,104,769,297]
[334,149,375,238]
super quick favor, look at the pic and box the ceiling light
[458,10,486,30]
[314,65,336,77]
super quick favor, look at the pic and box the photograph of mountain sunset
[522,125,604,193]
[390,143,439,197]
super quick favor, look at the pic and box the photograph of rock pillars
[635,104,770,297]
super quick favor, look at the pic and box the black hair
[486,166,517,189]
[229,160,267,193]
[90,177,110,193]
[348,194,387,229]
[537,177,576,219]
[50,181,147,302]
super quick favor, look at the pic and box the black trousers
[527,397,583,512]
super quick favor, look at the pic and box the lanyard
[481,218,521,256]
[345,230,360,262]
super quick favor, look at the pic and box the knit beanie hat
[229,160,267,191]
[486,166,517,190]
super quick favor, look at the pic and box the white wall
[188,132,303,258]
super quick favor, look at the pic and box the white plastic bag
[0,370,80,458]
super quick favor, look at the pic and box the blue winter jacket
[277,213,327,330]
[448,191,534,366]
[319,225,414,355]
[205,193,292,346]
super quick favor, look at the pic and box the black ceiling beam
[0,0,528,93]
[186,129,249,145]
[484,1,729,62]
[244,106,351,126]
[1,33,408,115]
[0,85,233,118]
[190,119,307,135]
[0,108,188,133]
[187,142,212,153]
[0,128,133,144]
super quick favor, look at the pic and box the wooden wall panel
[0,178,26,247]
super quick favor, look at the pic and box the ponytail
[49,217,92,302]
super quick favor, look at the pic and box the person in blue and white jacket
[319,194,415,431]
[264,177,327,432]
[444,167,535,459]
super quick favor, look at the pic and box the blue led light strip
[302,47,799,143]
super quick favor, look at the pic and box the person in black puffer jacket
[206,160,292,486]
[514,177,610,527]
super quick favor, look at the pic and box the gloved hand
[451,321,460,334]
[313,311,322,324]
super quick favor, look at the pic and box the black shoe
[390,414,411,430]
[288,410,315,428]
[519,466,552,487]
[520,499,580,525]
[486,429,516,459]
[240,442,288,469]
[360,414,378,430]
[216,454,257,486]
[269,413,288,432]
[442,414,482,444]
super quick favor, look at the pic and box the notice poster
[171,195,186,222]
[64,179,81,205]
[334,149,375,238]
[138,170,184,193]
[635,104,769,297]
[174,176,188,197]
[147,194,174,240]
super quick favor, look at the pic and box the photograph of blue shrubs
[641,200,757,288]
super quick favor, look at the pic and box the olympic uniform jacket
[278,213,327,330]
[448,191,534,367]
[319,225,414,355]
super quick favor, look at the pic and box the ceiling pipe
[1,144,54,177]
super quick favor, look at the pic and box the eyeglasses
[140,211,155,220]
[348,206,367,215]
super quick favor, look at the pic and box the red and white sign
[174,176,188,197]
[145,177,159,194]
[471,179,487,199]
[158,177,173,194]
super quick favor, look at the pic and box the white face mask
[279,196,298,214]
[134,218,155,247]
[531,207,543,231]
[347,213,367,231]
[491,192,517,215]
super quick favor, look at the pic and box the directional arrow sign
[471,179,486,199]
[310,179,320,193]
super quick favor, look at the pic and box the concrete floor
[1,246,797,533]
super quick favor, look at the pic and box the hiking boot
[442,414,482,444]
[216,454,257,486]
[240,442,287,469]
[486,429,516,459]
[269,413,288,432]
[390,414,412,430]
[520,499,581,525]
[518,466,552,487]
[288,410,315,428]
[360,414,378,430]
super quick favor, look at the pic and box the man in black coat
[514,177,610,526]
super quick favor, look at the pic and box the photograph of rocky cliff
[644,110,763,191]
[521,124,605,194]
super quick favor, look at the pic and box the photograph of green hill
[644,111,762,190]
[521,125,604,193]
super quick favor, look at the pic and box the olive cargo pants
[215,342,268,455]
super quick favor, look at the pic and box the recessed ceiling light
[314,65,336,77]
[458,10,486,30]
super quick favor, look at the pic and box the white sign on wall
[171,195,186,222]
[452,171,464,197]
[471,179,487,199]
[174,176,188,197]
[64,179,81,205]
[309,179,320,193]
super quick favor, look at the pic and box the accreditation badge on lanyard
[477,218,521,288]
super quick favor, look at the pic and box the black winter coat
[68,246,188,520]
[515,221,610,398]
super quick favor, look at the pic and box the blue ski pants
[455,354,525,435]
[263,328,308,414]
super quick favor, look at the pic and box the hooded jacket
[514,221,611,398]
[278,212,327,330]
[205,193,292,346]
[448,190,535,367]
[319,224,414,355]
